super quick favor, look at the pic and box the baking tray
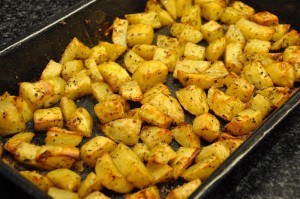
[0,0,299,198]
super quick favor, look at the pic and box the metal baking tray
[0,0,299,198]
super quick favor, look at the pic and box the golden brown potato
[224,25,245,44]
[141,83,171,104]
[224,41,244,75]
[217,132,245,154]
[131,44,157,60]
[146,162,173,184]
[170,22,204,43]
[98,41,127,61]
[33,107,63,131]
[132,60,169,92]
[147,143,177,165]
[20,170,54,191]
[207,87,246,121]
[59,37,91,65]
[246,94,274,119]
[171,147,200,180]
[88,46,109,65]
[85,58,104,82]
[171,123,200,148]
[139,103,173,128]
[91,82,114,103]
[173,59,211,79]
[110,143,154,189]
[244,39,271,54]
[201,0,226,21]
[159,0,177,19]
[77,172,103,198]
[181,4,201,30]
[156,34,185,57]
[61,60,84,81]
[60,96,77,121]
[201,20,223,43]
[125,186,160,199]
[176,85,209,116]
[205,37,227,62]
[193,113,220,143]
[140,126,173,149]
[225,108,263,136]
[3,132,34,153]
[153,47,178,72]
[166,179,201,199]
[44,127,83,147]
[84,191,110,199]
[183,42,206,60]
[256,87,291,108]
[249,11,279,26]
[47,168,81,192]
[100,118,142,146]
[98,62,131,93]
[66,107,93,137]
[12,142,41,167]
[48,187,79,199]
[132,143,150,162]
[119,80,143,102]
[123,50,145,74]
[112,17,128,47]
[40,59,62,80]
[127,24,154,47]
[64,70,92,100]
[225,77,255,103]
[125,12,161,29]
[80,136,116,168]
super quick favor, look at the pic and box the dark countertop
[0,0,299,199]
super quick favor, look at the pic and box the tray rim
[0,0,300,198]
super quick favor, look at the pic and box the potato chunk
[33,107,63,131]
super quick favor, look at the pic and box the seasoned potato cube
[66,107,93,137]
[146,1,175,26]
[81,136,116,168]
[85,58,104,82]
[170,23,204,43]
[171,123,200,148]
[20,170,53,191]
[48,187,79,199]
[159,0,177,19]
[98,62,131,92]
[13,142,41,167]
[231,1,255,17]
[272,24,290,41]
[244,39,271,54]
[207,87,246,121]
[201,0,226,21]
[44,127,83,147]
[112,17,128,47]
[205,37,226,61]
[224,25,245,44]
[246,94,274,119]
[4,132,34,153]
[193,113,220,143]
[271,30,300,51]
[131,44,157,60]
[98,41,127,61]
[217,132,244,154]
[249,11,279,26]
[84,191,109,199]
[125,12,161,29]
[174,0,192,18]
[148,93,185,124]
[224,41,244,74]
[241,61,274,90]
[61,60,84,81]
[283,46,300,82]
[124,50,145,74]
[195,141,230,163]
[132,143,150,162]
[235,18,275,41]
[171,147,200,180]
[77,172,103,198]
[156,34,185,57]
[173,59,211,79]
[153,47,178,72]
[146,163,173,184]
[110,143,154,189]
[64,70,92,100]
[256,87,291,108]
[34,107,63,131]
[183,42,206,60]
[132,60,168,92]
[100,118,142,146]
[176,85,209,116]
[60,37,91,65]
[125,186,160,199]
[60,96,77,121]
[95,153,134,193]
[225,77,255,102]
[181,4,201,30]
[141,83,171,104]
[139,103,173,128]
[36,144,79,170]
[119,80,143,102]
[0,93,33,135]
[166,179,201,199]
[88,45,109,65]
[225,109,262,136]
[94,95,126,123]
[91,82,114,103]
[264,61,295,88]
[148,143,177,164]
[220,6,245,25]
[20,77,66,110]
[47,168,81,191]
[127,24,154,47]
[40,59,62,80]
[201,20,223,43]
[140,126,173,149]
